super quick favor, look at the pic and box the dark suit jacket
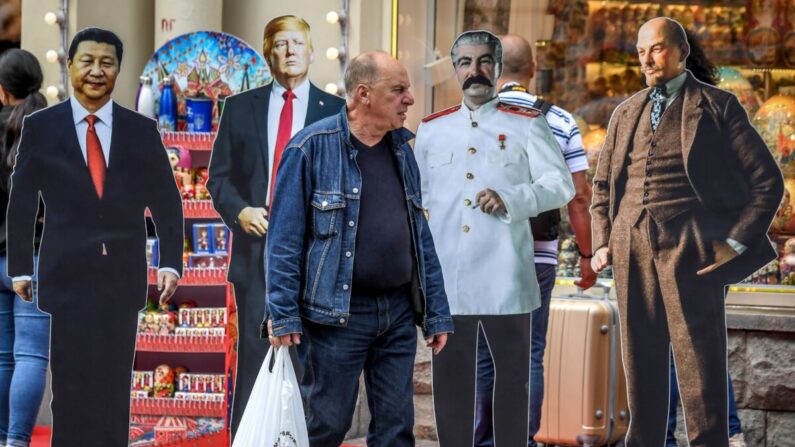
[591,72,784,284]
[6,100,183,302]
[207,82,345,285]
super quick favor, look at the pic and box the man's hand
[12,280,33,302]
[158,271,179,306]
[697,240,740,276]
[575,257,598,290]
[474,189,506,215]
[238,207,269,237]
[591,247,611,273]
[267,319,301,347]
[426,333,449,355]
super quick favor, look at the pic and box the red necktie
[85,115,106,199]
[269,89,295,207]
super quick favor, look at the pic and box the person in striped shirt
[473,33,596,447]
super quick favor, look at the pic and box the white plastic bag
[233,346,310,447]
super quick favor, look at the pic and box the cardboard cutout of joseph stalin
[415,30,574,446]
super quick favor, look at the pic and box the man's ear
[680,43,690,62]
[356,84,369,104]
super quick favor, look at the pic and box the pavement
[344,438,438,446]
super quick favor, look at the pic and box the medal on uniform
[498,134,506,150]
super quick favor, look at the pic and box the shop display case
[127,30,270,447]
[540,0,795,287]
[130,140,235,446]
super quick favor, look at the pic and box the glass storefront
[397,0,795,289]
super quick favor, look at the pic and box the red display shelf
[130,397,225,418]
[161,131,216,152]
[151,430,228,447]
[136,333,226,353]
[182,200,220,219]
[145,200,219,219]
[148,267,227,286]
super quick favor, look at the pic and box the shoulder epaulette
[421,105,461,123]
[496,102,541,118]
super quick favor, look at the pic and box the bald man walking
[265,51,452,447]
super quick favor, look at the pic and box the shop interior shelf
[129,397,226,418]
[161,131,216,152]
[147,267,228,286]
[136,333,226,353]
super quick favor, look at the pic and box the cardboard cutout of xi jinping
[7,27,183,447]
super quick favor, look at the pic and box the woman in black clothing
[0,48,48,447]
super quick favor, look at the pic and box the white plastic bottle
[136,76,156,119]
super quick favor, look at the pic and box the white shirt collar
[71,96,114,126]
[271,78,311,103]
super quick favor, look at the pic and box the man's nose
[404,91,415,105]
[89,62,104,76]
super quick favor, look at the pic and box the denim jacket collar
[336,105,416,154]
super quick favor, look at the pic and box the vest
[616,94,699,226]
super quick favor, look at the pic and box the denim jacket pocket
[310,192,346,239]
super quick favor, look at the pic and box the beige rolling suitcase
[534,284,629,447]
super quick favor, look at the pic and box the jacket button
[343,284,349,291]
[322,200,329,207]
[471,121,478,128]
[462,225,470,233]
[464,199,472,206]
[339,318,346,324]
[466,173,474,180]
[345,251,352,257]
[468,147,477,154]
[348,221,355,227]
[352,187,359,194]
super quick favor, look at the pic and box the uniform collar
[459,95,500,120]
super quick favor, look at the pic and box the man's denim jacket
[266,106,454,338]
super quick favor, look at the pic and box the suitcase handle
[565,281,611,300]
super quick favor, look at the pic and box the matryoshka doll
[153,364,176,398]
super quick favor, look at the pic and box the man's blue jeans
[296,287,417,447]
[666,351,742,446]
[475,263,557,447]
[0,256,50,447]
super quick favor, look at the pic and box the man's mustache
[463,75,493,90]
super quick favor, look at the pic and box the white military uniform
[415,96,574,316]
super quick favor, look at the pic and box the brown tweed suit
[591,72,784,447]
